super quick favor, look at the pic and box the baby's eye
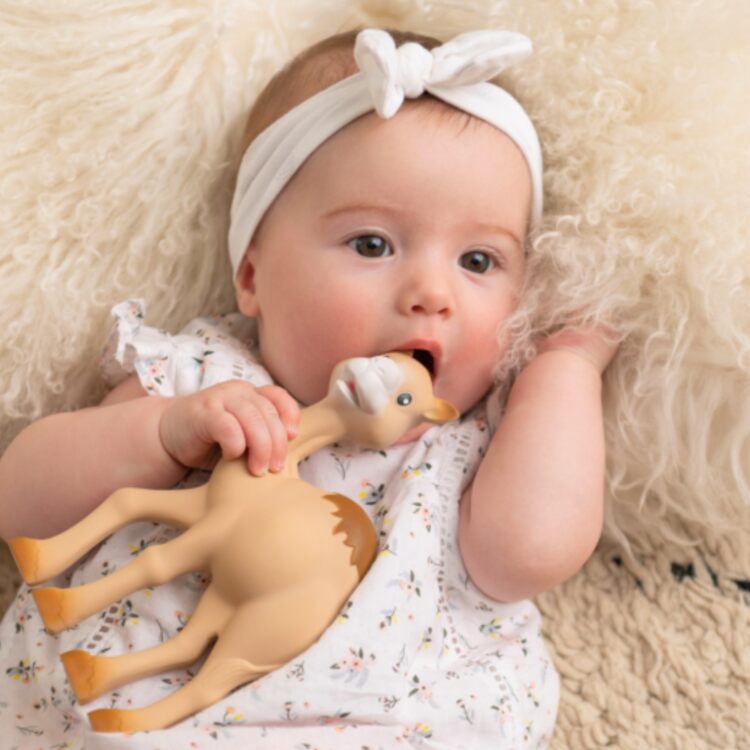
[347,235,393,258]
[459,250,496,274]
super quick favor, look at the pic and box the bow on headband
[354,29,533,118]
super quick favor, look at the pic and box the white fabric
[0,300,559,749]
[99,299,269,396]
[228,28,543,277]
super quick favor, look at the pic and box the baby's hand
[159,381,300,475]
[535,324,620,374]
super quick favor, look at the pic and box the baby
[0,27,616,749]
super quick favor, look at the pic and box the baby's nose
[400,283,453,318]
[410,299,451,316]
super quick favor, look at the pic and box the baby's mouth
[394,344,441,382]
[411,349,435,378]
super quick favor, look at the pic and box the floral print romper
[0,300,559,749]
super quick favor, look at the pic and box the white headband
[228,28,543,278]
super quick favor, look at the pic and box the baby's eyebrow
[321,202,403,221]
[472,222,523,252]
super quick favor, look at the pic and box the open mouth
[394,342,440,381]
[411,348,435,378]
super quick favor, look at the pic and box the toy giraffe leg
[32,517,220,635]
[9,484,208,585]
[88,652,263,734]
[62,582,235,704]
[87,585,342,733]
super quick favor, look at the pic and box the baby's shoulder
[177,310,259,352]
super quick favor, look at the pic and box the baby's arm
[0,376,182,540]
[458,328,618,603]
[0,375,299,541]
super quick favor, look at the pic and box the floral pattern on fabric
[99,299,271,395]
[0,301,559,749]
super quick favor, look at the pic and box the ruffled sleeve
[100,299,273,397]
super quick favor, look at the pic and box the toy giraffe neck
[284,399,347,473]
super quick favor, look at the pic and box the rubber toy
[9,352,458,733]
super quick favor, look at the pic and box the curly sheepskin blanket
[1,1,748,747]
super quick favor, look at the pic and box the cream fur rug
[1,1,748,747]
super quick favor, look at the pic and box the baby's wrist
[534,326,619,375]
[534,344,607,376]
[153,397,192,476]
[510,347,604,410]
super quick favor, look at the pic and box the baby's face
[236,101,531,440]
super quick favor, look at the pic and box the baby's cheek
[280,335,345,405]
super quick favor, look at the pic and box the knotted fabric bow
[228,28,543,277]
[355,28,533,117]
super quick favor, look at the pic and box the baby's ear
[235,246,260,316]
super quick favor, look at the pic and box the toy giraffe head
[328,352,459,447]
[287,352,459,465]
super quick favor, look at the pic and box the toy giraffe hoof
[61,650,104,704]
[8,537,42,585]
[32,587,72,635]
[88,708,137,734]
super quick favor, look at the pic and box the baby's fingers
[231,395,289,476]
[255,385,300,439]
[202,409,248,463]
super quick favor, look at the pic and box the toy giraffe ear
[423,398,460,424]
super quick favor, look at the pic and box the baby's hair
[241,27,483,154]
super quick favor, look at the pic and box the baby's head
[231,28,541,437]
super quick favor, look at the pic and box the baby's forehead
[280,99,531,239]
[368,94,483,134]
[307,96,503,164]
[303,97,525,182]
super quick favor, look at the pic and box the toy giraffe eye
[397,393,412,406]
